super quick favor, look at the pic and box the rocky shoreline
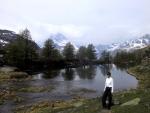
[0,66,30,80]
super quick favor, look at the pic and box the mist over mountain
[49,33,78,51]
[96,34,150,56]
[49,33,150,56]
[0,29,150,57]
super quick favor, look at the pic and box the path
[99,109,111,113]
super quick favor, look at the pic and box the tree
[42,39,62,60]
[52,49,62,60]
[63,42,75,60]
[19,28,32,40]
[5,29,38,67]
[86,44,97,60]
[100,51,111,63]
[77,46,87,61]
[19,28,37,63]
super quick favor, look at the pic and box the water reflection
[76,65,96,79]
[115,63,135,71]
[99,64,113,76]
[43,70,60,79]
[62,68,75,81]
[33,64,137,82]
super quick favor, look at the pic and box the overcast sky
[0,0,150,45]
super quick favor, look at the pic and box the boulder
[0,66,19,73]
[121,98,140,106]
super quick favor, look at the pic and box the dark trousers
[102,87,112,109]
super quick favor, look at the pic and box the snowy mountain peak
[95,34,150,57]
[50,33,67,43]
[49,33,69,48]
[107,34,150,52]
[49,33,78,51]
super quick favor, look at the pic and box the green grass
[111,63,150,113]
[0,71,29,80]
[15,98,102,113]
[128,63,150,88]
[112,89,150,113]
[13,88,150,113]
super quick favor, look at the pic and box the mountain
[49,33,78,51]
[0,30,78,52]
[49,33,150,57]
[107,34,150,52]
[0,29,18,48]
[0,29,39,50]
[96,34,150,56]
[95,44,109,57]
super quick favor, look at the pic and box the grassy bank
[128,63,150,88]
[14,89,150,113]
[15,98,102,113]
[0,66,30,80]
[111,63,150,113]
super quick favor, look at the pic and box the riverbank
[13,89,150,113]
[111,63,150,113]
[128,63,150,88]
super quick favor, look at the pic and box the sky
[0,0,150,45]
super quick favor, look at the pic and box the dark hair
[107,72,111,76]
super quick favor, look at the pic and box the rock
[73,101,83,107]
[121,98,140,106]
[113,99,120,105]
[10,72,29,79]
[0,66,29,79]
[0,66,18,73]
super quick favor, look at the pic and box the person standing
[102,72,114,110]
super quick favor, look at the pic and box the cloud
[0,0,150,45]
[30,22,91,45]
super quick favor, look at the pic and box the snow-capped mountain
[95,34,150,56]
[107,34,150,52]
[49,33,78,51]
[49,33,150,56]
[0,29,18,48]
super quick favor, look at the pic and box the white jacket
[104,77,114,93]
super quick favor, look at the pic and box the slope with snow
[0,29,18,47]
[107,34,150,52]
[95,34,150,57]
[49,33,78,51]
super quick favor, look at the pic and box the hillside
[0,29,18,48]
[0,29,40,50]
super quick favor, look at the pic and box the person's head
[107,72,111,78]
